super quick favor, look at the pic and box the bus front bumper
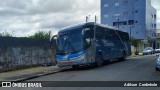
[57,59,87,67]
[57,55,88,67]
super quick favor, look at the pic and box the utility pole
[95,15,97,23]
[130,26,132,38]
[117,18,119,30]
[95,15,98,23]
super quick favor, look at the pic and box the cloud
[0,0,100,37]
[0,0,159,37]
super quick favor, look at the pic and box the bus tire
[156,67,159,71]
[72,65,79,69]
[95,55,103,67]
[120,51,126,61]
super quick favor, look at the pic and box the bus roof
[58,22,128,34]
[58,23,85,33]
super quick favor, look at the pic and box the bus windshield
[57,28,83,55]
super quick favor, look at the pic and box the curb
[11,66,72,82]
[0,66,72,84]
[0,69,62,87]
[13,70,60,82]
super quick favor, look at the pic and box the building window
[128,20,134,25]
[154,14,156,19]
[115,3,119,6]
[135,21,138,23]
[124,0,128,6]
[124,12,128,16]
[152,24,155,28]
[113,22,118,26]
[113,21,127,26]
[152,14,153,18]
[120,21,127,25]
[154,24,156,28]
[151,24,152,27]
[135,10,138,13]
[104,4,108,7]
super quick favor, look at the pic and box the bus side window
[110,30,119,40]
[84,29,94,39]
[85,26,94,39]
[96,26,105,40]
[104,29,110,40]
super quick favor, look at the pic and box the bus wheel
[72,65,79,69]
[96,56,103,67]
[156,67,159,71]
[120,52,126,61]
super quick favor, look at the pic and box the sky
[0,0,159,37]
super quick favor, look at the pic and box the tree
[130,38,141,55]
[28,31,50,39]
[130,38,141,47]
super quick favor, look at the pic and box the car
[156,54,160,71]
[143,47,154,55]
[155,48,160,53]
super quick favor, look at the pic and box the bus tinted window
[96,26,105,39]
[84,25,94,39]
[110,29,119,40]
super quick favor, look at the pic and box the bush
[28,31,50,39]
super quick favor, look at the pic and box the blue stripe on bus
[56,50,87,59]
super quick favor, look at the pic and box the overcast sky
[0,0,159,37]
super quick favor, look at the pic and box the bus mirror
[84,38,91,49]
[86,38,91,45]
[84,29,91,49]
[50,35,57,49]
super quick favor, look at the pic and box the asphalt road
[1,55,160,90]
[29,55,160,81]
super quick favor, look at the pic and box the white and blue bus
[51,22,131,68]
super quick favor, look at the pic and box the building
[101,0,157,40]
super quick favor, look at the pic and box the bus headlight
[77,54,85,59]
[69,54,86,60]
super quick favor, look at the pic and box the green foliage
[28,31,50,39]
[130,38,141,47]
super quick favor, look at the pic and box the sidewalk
[0,66,61,81]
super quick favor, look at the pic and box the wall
[0,37,55,72]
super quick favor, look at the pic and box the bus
[50,22,131,68]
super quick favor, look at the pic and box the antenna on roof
[95,15,97,23]
[86,16,88,22]
[86,15,91,22]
